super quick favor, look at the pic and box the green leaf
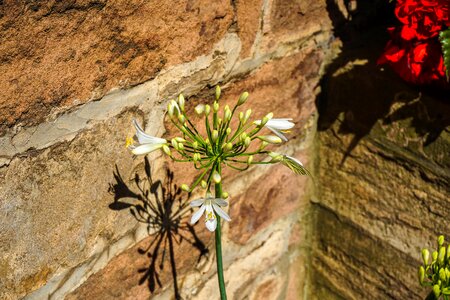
[439,28,450,80]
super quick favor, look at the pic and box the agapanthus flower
[254,118,294,141]
[190,196,231,232]
[126,120,167,155]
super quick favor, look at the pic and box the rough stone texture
[0,0,233,133]
[310,8,450,299]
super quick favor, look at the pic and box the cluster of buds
[126,86,308,231]
[419,235,450,299]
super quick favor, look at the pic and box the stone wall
[310,3,450,299]
[0,1,333,299]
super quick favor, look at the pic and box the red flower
[379,36,445,84]
[395,0,450,40]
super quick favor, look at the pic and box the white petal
[212,204,231,222]
[133,120,167,144]
[190,199,205,207]
[205,218,217,232]
[213,198,228,207]
[131,143,164,155]
[267,126,288,142]
[266,119,294,130]
[190,205,206,224]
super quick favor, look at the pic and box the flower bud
[215,85,221,100]
[244,136,251,147]
[205,104,211,115]
[162,145,171,156]
[175,137,186,142]
[171,139,178,149]
[181,184,190,192]
[218,118,222,125]
[438,235,445,246]
[212,171,221,183]
[269,152,283,162]
[240,132,248,142]
[440,268,447,282]
[193,153,200,162]
[178,143,184,151]
[212,130,219,142]
[222,192,229,199]
[213,101,219,112]
[258,141,269,151]
[224,142,233,151]
[226,127,232,135]
[195,104,205,115]
[438,246,446,265]
[433,284,441,298]
[178,94,185,111]
[237,91,249,106]
[247,155,254,164]
[433,251,438,262]
[418,266,425,285]
[192,141,198,149]
[257,135,282,144]
[244,109,252,123]
[178,114,186,123]
[201,180,207,189]
[239,112,244,122]
[224,105,231,121]
[422,249,430,266]
[168,100,179,117]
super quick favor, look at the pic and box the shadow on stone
[317,0,450,167]
[109,157,208,299]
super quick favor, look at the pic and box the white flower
[168,100,181,117]
[254,118,294,141]
[127,120,167,155]
[190,197,231,232]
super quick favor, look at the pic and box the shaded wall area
[312,0,450,299]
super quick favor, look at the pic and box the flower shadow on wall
[318,0,450,166]
[108,157,208,299]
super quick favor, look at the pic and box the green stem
[215,177,227,300]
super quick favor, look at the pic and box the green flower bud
[440,268,447,282]
[419,266,425,285]
[213,171,221,183]
[222,192,229,199]
[226,127,232,135]
[213,101,219,112]
[422,249,430,266]
[215,85,221,100]
[168,99,179,117]
[212,130,219,142]
[162,145,171,156]
[433,284,441,298]
[257,135,282,144]
[171,139,178,149]
[175,137,186,142]
[438,235,445,247]
[439,246,446,265]
[224,105,231,121]
[195,104,205,115]
[239,112,244,122]
[237,91,249,106]
[244,136,251,147]
[269,152,283,162]
[178,143,184,151]
[201,180,207,189]
[244,109,252,123]
[218,118,222,125]
[178,114,186,123]
[224,142,233,151]
[447,245,450,261]
[240,132,248,142]
[258,141,269,151]
[192,141,198,149]
[193,153,200,162]
[178,94,185,111]
[181,184,190,192]
[433,251,438,262]
[247,155,254,164]
[205,104,211,115]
